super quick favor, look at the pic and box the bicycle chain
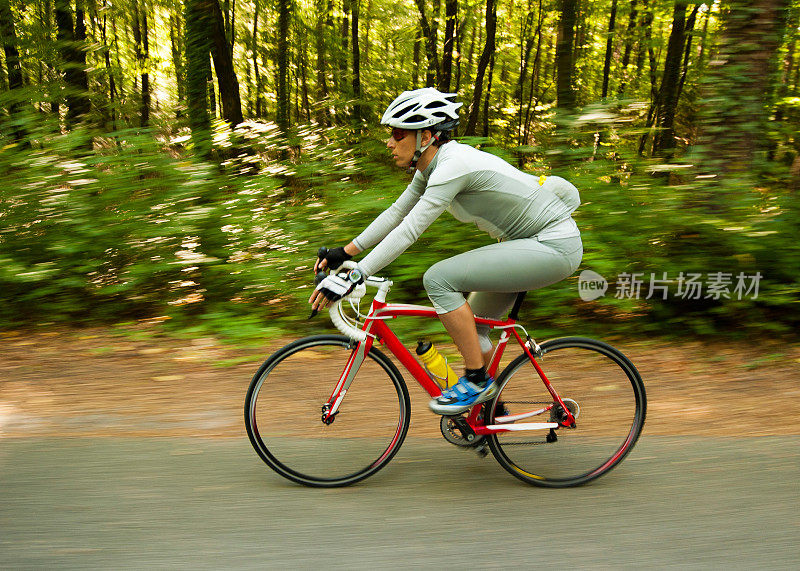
[442,401,561,448]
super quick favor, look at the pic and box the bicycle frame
[322,294,577,434]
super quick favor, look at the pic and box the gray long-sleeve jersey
[353,141,580,277]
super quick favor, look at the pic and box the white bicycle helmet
[381,88,462,171]
[381,87,462,130]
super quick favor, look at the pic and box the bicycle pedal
[473,443,489,458]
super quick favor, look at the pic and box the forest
[1,0,799,340]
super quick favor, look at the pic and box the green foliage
[1,100,798,340]
[1,0,800,341]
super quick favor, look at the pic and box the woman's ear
[421,129,433,146]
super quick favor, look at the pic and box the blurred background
[2,1,800,566]
[0,0,798,339]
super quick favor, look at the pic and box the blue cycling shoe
[429,376,497,415]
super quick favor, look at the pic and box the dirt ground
[1,327,799,438]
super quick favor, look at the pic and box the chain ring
[439,415,486,447]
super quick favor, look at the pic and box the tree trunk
[207,54,216,119]
[573,0,586,70]
[141,7,150,127]
[791,30,799,93]
[635,1,659,156]
[454,8,463,92]
[0,45,7,91]
[56,0,90,126]
[314,0,328,123]
[465,14,479,88]
[73,0,89,105]
[698,0,790,181]
[228,0,235,53]
[299,38,311,122]
[601,0,618,98]
[252,0,263,116]
[555,0,577,109]
[208,0,242,126]
[652,0,688,157]
[440,0,457,91]
[276,0,290,133]
[522,0,544,145]
[775,12,797,106]
[463,0,495,135]
[184,0,212,152]
[111,9,124,102]
[644,3,657,99]
[0,0,23,92]
[170,14,185,105]
[413,27,422,89]
[340,0,349,94]
[131,0,150,127]
[697,3,710,67]
[482,49,495,137]
[617,0,638,96]
[0,0,27,142]
[362,0,372,67]
[634,0,653,87]
[351,0,362,122]
[43,0,60,115]
[101,4,118,128]
[676,4,700,104]
[515,2,536,108]
[415,0,440,87]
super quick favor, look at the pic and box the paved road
[1,436,798,569]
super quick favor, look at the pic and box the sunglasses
[390,127,409,141]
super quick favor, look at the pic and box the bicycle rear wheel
[487,337,646,487]
[245,334,411,487]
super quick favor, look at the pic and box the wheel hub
[320,403,338,425]
[549,398,580,426]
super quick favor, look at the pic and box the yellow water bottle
[416,341,459,389]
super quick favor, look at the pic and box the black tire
[244,335,411,487]
[487,337,646,487]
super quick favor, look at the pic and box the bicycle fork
[320,339,372,424]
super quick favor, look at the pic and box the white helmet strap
[408,129,439,173]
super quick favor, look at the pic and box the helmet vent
[395,103,418,118]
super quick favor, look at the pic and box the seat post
[508,292,527,321]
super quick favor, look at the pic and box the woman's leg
[467,291,519,367]
[424,236,582,369]
[424,236,582,413]
[437,302,484,369]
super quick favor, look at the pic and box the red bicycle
[245,262,646,488]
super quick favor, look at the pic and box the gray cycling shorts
[422,235,583,352]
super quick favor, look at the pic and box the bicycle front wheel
[487,337,646,487]
[245,335,411,487]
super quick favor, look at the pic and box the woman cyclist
[309,87,582,416]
